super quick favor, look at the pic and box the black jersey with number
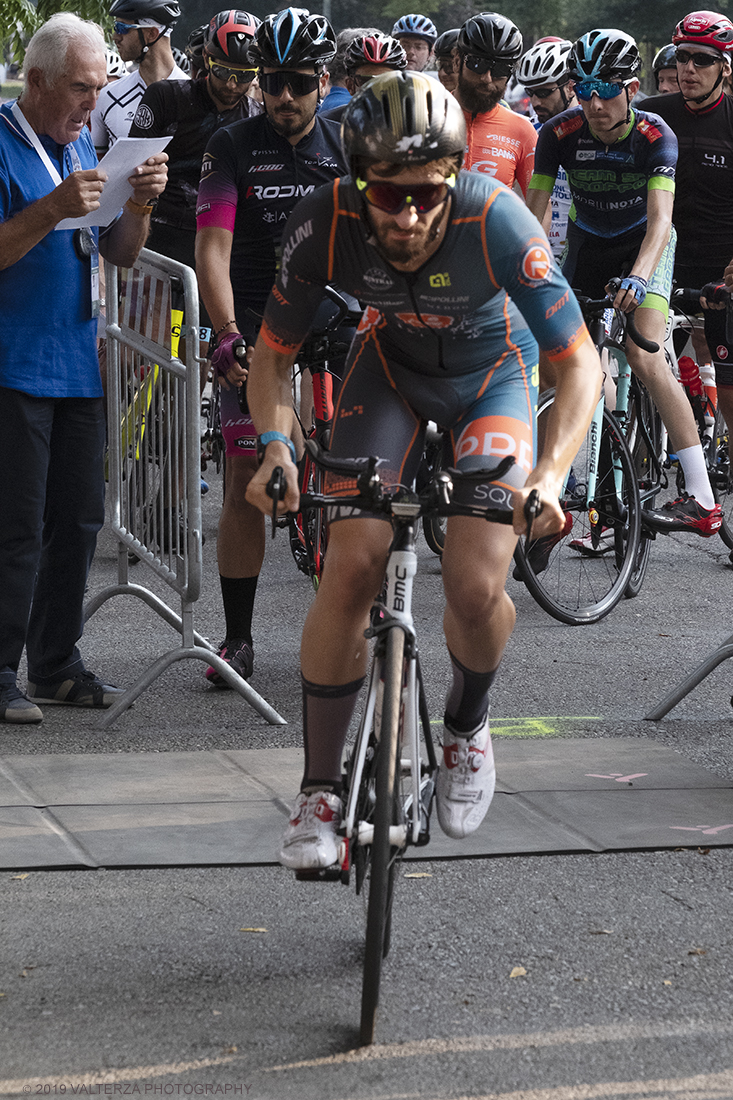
[129,78,262,233]
[644,90,733,270]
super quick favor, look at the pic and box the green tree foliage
[1,0,113,65]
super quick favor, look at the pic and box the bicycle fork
[340,516,429,875]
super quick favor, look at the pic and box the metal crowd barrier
[84,249,285,728]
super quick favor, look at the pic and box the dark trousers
[0,386,106,685]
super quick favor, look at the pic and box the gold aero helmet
[341,71,466,169]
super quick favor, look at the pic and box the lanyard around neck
[10,100,81,185]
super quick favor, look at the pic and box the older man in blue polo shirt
[0,12,167,723]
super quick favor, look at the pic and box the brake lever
[523,489,542,544]
[266,465,286,539]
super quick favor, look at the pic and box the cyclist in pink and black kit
[195,8,346,686]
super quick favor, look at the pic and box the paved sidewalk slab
[1,738,732,870]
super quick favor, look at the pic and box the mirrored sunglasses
[675,48,721,68]
[208,59,257,84]
[462,52,514,78]
[527,84,559,99]
[356,174,455,215]
[113,21,141,35]
[575,78,628,101]
[258,70,320,97]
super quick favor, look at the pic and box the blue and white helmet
[391,14,438,44]
[569,29,640,81]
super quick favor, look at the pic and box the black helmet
[434,28,459,58]
[457,12,522,61]
[344,33,407,75]
[653,43,677,73]
[186,23,208,73]
[250,7,336,72]
[569,29,640,81]
[204,10,260,66]
[109,0,180,28]
[342,71,466,167]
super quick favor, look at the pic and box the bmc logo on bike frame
[455,415,533,473]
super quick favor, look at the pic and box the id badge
[91,245,100,319]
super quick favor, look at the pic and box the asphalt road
[2,470,733,1099]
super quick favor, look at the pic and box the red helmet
[344,33,407,74]
[672,10,733,53]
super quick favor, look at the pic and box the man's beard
[458,71,502,115]
[370,202,446,265]
[267,99,316,138]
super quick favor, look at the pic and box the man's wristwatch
[257,431,297,464]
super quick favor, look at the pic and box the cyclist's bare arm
[245,335,300,514]
[609,187,673,313]
[195,225,250,389]
[525,181,551,225]
[513,335,602,537]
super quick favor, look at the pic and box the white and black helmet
[517,39,572,88]
[342,71,466,168]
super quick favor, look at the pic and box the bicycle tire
[624,383,662,598]
[710,407,733,549]
[360,626,404,1047]
[288,442,330,587]
[513,390,642,625]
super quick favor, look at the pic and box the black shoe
[27,669,123,709]
[513,511,573,580]
[641,493,722,537]
[205,638,254,687]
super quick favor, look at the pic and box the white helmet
[105,47,128,78]
[517,39,572,89]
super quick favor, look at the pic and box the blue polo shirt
[0,102,102,397]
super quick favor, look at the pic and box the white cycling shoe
[278,789,342,870]
[436,715,496,840]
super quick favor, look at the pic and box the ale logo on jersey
[521,243,552,284]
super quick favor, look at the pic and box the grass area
[1,81,23,98]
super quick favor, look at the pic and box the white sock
[675,444,715,509]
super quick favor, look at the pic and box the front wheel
[360,627,404,1047]
[513,390,642,625]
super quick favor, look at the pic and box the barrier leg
[96,645,287,729]
[644,633,733,720]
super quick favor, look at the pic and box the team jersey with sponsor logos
[643,91,733,270]
[462,103,537,196]
[90,64,189,153]
[129,78,261,232]
[196,112,345,312]
[259,170,587,376]
[530,106,677,238]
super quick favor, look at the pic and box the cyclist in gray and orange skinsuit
[244,73,602,872]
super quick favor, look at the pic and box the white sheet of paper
[55,136,171,230]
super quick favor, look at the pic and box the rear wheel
[360,627,405,1047]
[513,390,642,624]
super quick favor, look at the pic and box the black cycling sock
[444,651,497,736]
[301,674,365,793]
[220,575,258,647]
